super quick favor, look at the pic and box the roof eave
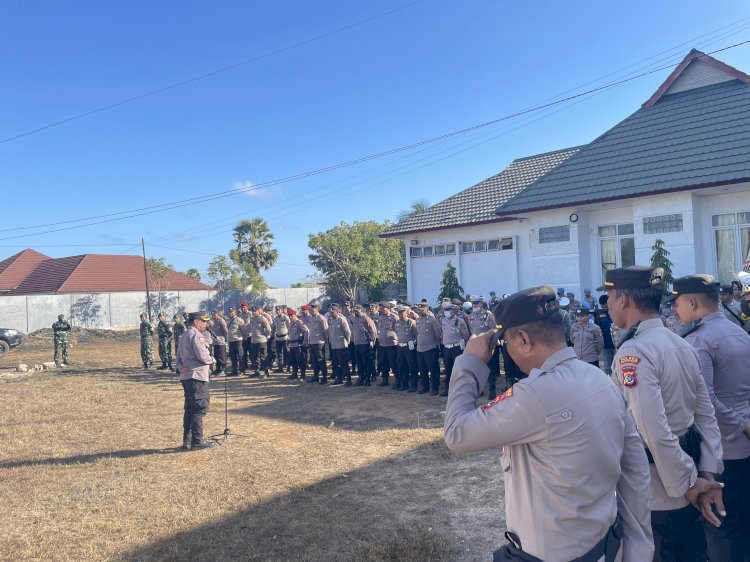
[494,177,750,217]
[378,216,519,239]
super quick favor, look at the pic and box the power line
[3,38,749,243]
[0,0,424,146]
[147,243,310,267]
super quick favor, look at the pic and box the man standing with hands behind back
[601,266,724,562]
[445,285,653,561]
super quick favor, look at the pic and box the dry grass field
[0,332,506,562]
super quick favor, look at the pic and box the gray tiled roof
[380,146,582,237]
[495,79,750,216]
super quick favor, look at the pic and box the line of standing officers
[445,266,749,562]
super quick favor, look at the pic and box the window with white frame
[598,223,635,281]
[410,247,422,258]
[423,246,433,257]
[460,242,474,253]
[445,243,456,255]
[712,212,750,283]
[474,240,487,252]
[434,245,445,256]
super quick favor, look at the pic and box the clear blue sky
[3,0,750,286]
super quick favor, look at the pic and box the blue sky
[3,0,750,286]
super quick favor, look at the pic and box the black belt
[493,518,622,562]
[644,425,701,466]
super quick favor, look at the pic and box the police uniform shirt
[328,315,351,349]
[307,314,328,345]
[176,326,215,382]
[468,309,493,336]
[288,318,309,348]
[273,314,290,340]
[721,300,744,327]
[249,316,271,343]
[227,316,244,342]
[416,315,442,352]
[239,311,253,338]
[395,317,417,347]
[445,348,653,561]
[350,315,376,345]
[440,315,469,346]
[213,317,228,345]
[684,311,750,460]
[377,312,398,347]
[570,322,603,363]
[612,318,724,510]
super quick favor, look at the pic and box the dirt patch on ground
[0,340,507,561]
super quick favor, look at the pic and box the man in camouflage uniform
[139,313,155,369]
[156,312,173,370]
[173,314,186,351]
[52,313,71,367]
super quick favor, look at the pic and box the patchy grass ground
[0,334,506,561]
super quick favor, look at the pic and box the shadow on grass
[0,447,183,469]
[122,439,494,562]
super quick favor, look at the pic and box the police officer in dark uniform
[445,286,653,560]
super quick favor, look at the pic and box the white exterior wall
[400,182,750,301]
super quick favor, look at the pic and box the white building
[380,50,750,303]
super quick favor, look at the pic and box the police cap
[719,285,733,295]
[188,311,210,322]
[378,301,392,308]
[288,309,298,316]
[596,265,665,291]
[576,308,589,316]
[492,285,559,337]
[330,303,341,311]
[664,274,719,302]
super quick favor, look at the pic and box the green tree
[395,199,430,224]
[185,268,201,281]
[232,218,279,271]
[308,221,405,303]
[437,260,464,303]
[146,257,174,312]
[650,238,675,289]
[207,255,241,292]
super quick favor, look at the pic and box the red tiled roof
[0,249,51,292]
[7,254,211,295]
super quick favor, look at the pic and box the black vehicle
[0,328,23,357]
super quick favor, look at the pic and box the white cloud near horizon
[233,180,283,200]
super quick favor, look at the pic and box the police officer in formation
[286,309,309,380]
[439,302,469,396]
[210,310,228,376]
[327,303,352,385]
[247,305,272,378]
[416,301,442,395]
[138,313,154,369]
[156,312,173,370]
[306,303,329,383]
[395,304,418,391]
[602,266,725,562]
[570,307,603,366]
[226,306,244,376]
[273,306,290,373]
[468,296,497,399]
[175,311,216,450]
[444,285,653,561]
[172,313,186,357]
[669,274,750,561]
[52,313,71,367]
[350,304,376,386]
[376,302,398,386]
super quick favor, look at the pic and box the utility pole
[142,238,152,322]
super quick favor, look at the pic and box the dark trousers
[378,345,397,381]
[442,345,463,391]
[705,455,750,561]
[331,348,351,382]
[486,345,500,398]
[396,345,418,389]
[228,340,242,374]
[181,378,210,444]
[274,339,289,370]
[241,337,252,372]
[353,344,373,382]
[267,336,276,365]
[212,343,227,373]
[309,343,328,380]
[250,341,269,374]
[652,504,706,562]
[289,346,306,378]
[348,342,355,370]
[418,348,441,392]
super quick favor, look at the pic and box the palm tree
[395,199,430,223]
[232,218,279,271]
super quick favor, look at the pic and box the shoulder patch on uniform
[481,387,513,411]
[618,355,640,365]
[621,365,638,387]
